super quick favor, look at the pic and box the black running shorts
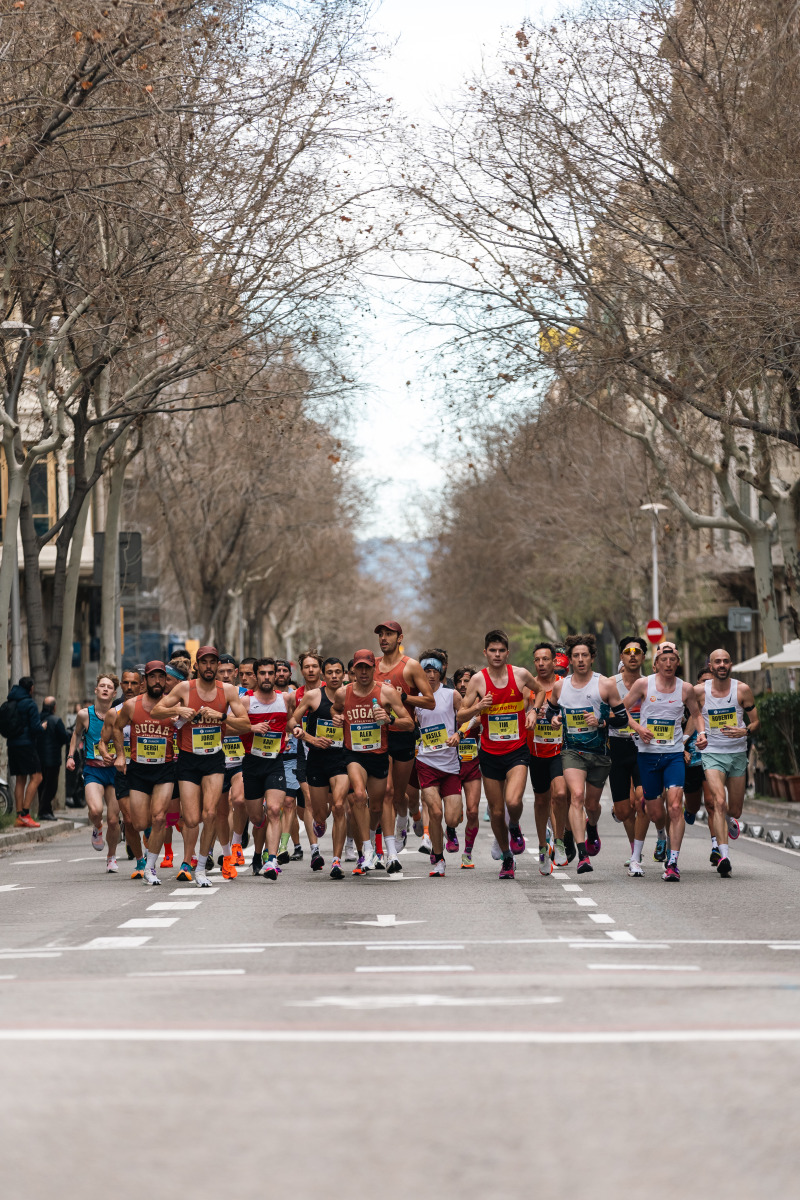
[478,744,530,782]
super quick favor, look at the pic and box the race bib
[191,724,222,755]
[135,736,167,765]
[564,708,591,731]
[646,718,676,745]
[458,738,478,762]
[420,722,448,752]
[534,720,561,746]
[709,708,737,730]
[315,718,343,747]
[223,734,244,768]
[93,740,114,760]
[350,721,381,751]
[251,730,283,759]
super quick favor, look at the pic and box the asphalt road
[1,797,799,1200]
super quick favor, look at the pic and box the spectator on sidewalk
[3,676,44,828]
[37,696,70,823]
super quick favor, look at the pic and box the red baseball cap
[196,645,219,661]
[374,620,402,635]
[352,648,376,666]
[144,660,167,675]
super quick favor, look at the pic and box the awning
[762,639,800,668]
[731,651,769,672]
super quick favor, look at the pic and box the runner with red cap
[151,646,250,886]
[331,648,414,874]
[373,620,435,860]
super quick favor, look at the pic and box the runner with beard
[237,658,296,881]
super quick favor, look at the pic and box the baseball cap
[218,654,237,666]
[653,640,678,662]
[144,660,166,675]
[374,620,403,636]
[196,645,219,661]
[352,648,376,666]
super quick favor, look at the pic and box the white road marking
[82,936,151,949]
[588,914,615,924]
[562,884,582,892]
[365,944,465,951]
[346,915,425,927]
[147,902,201,911]
[165,947,265,955]
[355,965,474,973]
[11,859,60,866]
[69,857,106,862]
[569,942,668,949]
[574,898,597,907]
[291,994,563,1009]
[3,1028,800,1044]
[607,931,637,942]
[128,969,245,978]
[587,964,701,971]
[0,975,16,980]
[0,952,61,959]
[168,887,220,895]
[118,918,179,929]
[0,884,34,893]
[769,945,800,951]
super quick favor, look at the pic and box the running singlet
[417,687,459,773]
[242,692,287,759]
[86,705,111,763]
[343,683,388,754]
[129,696,176,766]
[479,666,527,755]
[306,687,344,750]
[637,677,684,753]
[177,681,227,755]
[557,672,609,753]
[374,654,420,718]
[609,673,642,740]
[527,684,562,758]
[703,678,744,754]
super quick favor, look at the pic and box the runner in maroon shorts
[415,648,464,878]
[453,666,481,867]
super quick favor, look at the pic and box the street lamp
[640,503,667,621]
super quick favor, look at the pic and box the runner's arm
[448,690,463,745]
[287,691,315,738]
[150,683,194,722]
[381,684,414,732]
[221,687,251,735]
[603,677,629,728]
[738,682,759,738]
[457,674,487,724]
[623,678,650,740]
[66,709,87,767]
[683,683,707,748]
[405,662,435,711]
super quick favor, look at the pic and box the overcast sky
[351,0,560,537]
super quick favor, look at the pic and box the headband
[421,657,444,672]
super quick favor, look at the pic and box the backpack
[0,698,23,740]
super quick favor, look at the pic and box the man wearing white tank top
[416,649,464,878]
[694,648,759,878]
[625,642,707,881]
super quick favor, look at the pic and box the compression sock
[465,825,478,851]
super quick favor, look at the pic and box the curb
[743,797,800,823]
[0,816,84,857]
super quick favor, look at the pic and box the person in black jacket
[6,676,43,828]
[37,696,70,822]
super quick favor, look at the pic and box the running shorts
[478,744,530,782]
[222,764,242,794]
[528,754,563,794]
[415,760,462,797]
[344,750,390,780]
[83,761,116,788]
[242,754,286,800]
[700,751,747,778]
[306,751,348,789]
[8,744,41,777]
[387,728,417,763]
[560,748,611,789]
[295,753,307,785]
[608,738,641,804]
[114,769,130,801]
[283,754,299,792]
[684,762,705,794]
[285,787,300,801]
[638,751,685,800]
[127,760,177,796]
[408,760,419,790]
[176,749,225,785]
[459,758,481,785]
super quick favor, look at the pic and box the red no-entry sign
[646,619,665,644]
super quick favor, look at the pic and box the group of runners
[65,621,758,886]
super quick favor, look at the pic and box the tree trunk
[0,454,25,696]
[772,492,800,639]
[750,525,790,690]
[19,477,49,698]
[53,490,92,810]
[100,441,129,673]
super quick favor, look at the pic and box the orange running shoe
[233,844,245,868]
[221,855,238,880]
[161,847,174,869]
[190,855,198,870]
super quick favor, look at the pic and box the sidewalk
[0,810,89,857]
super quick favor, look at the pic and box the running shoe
[251,852,263,875]
[17,814,40,828]
[130,856,146,880]
[418,834,432,855]
[277,850,291,865]
[445,827,459,854]
[261,858,279,881]
[386,856,403,875]
[330,859,345,880]
[585,825,601,856]
[234,845,246,867]
[313,819,327,839]
[509,824,525,855]
[662,862,680,882]
[344,838,358,862]
[91,827,104,852]
[538,847,553,876]
[499,854,515,880]
[717,856,733,878]
[143,866,161,886]
[394,815,408,851]
[563,829,576,863]
[460,852,474,869]
[490,837,505,861]
[684,808,696,825]
[727,817,740,841]
[160,847,174,870]
[176,862,193,882]
[653,835,668,863]
[352,856,367,876]
[205,854,214,873]
[483,806,491,822]
[709,846,722,866]
[221,855,238,880]
[190,855,198,870]
[429,857,445,878]
[628,859,644,878]
[105,856,118,873]
[553,840,568,868]
[291,844,303,861]
[412,813,424,837]
[576,854,593,874]
[311,848,324,872]
[374,855,386,871]
[195,872,213,888]
[361,846,378,872]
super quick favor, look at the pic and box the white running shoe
[553,841,568,867]
[361,846,378,871]
[429,857,445,877]
[106,856,118,873]
[417,834,432,855]
[143,866,161,886]
[91,827,104,852]
[628,858,644,877]
[195,872,212,888]
[538,848,553,876]
[394,815,408,851]
[344,838,358,862]
[491,837,504,861]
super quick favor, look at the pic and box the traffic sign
[646,619,664,644]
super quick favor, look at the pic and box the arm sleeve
[608,702,629,728]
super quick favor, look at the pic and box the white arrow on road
[346,914,425,928]
[0,884,35,893]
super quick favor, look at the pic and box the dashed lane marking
[118,918,179,929]
[128,969,245,978]
[586,963,701,971]
[0,952,61,960]
[574,898,597,907]
[11,859,61,866]
[355,965,474,973]
[290,994,562,1009]
[82,937,151,949]
[588,914,615,924]
[168,887,220,895]
[165,947,265,955]
[2,1028,800,1044]
[365,944,465,951]
[147,902,202,911]
[562,884,582,892]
